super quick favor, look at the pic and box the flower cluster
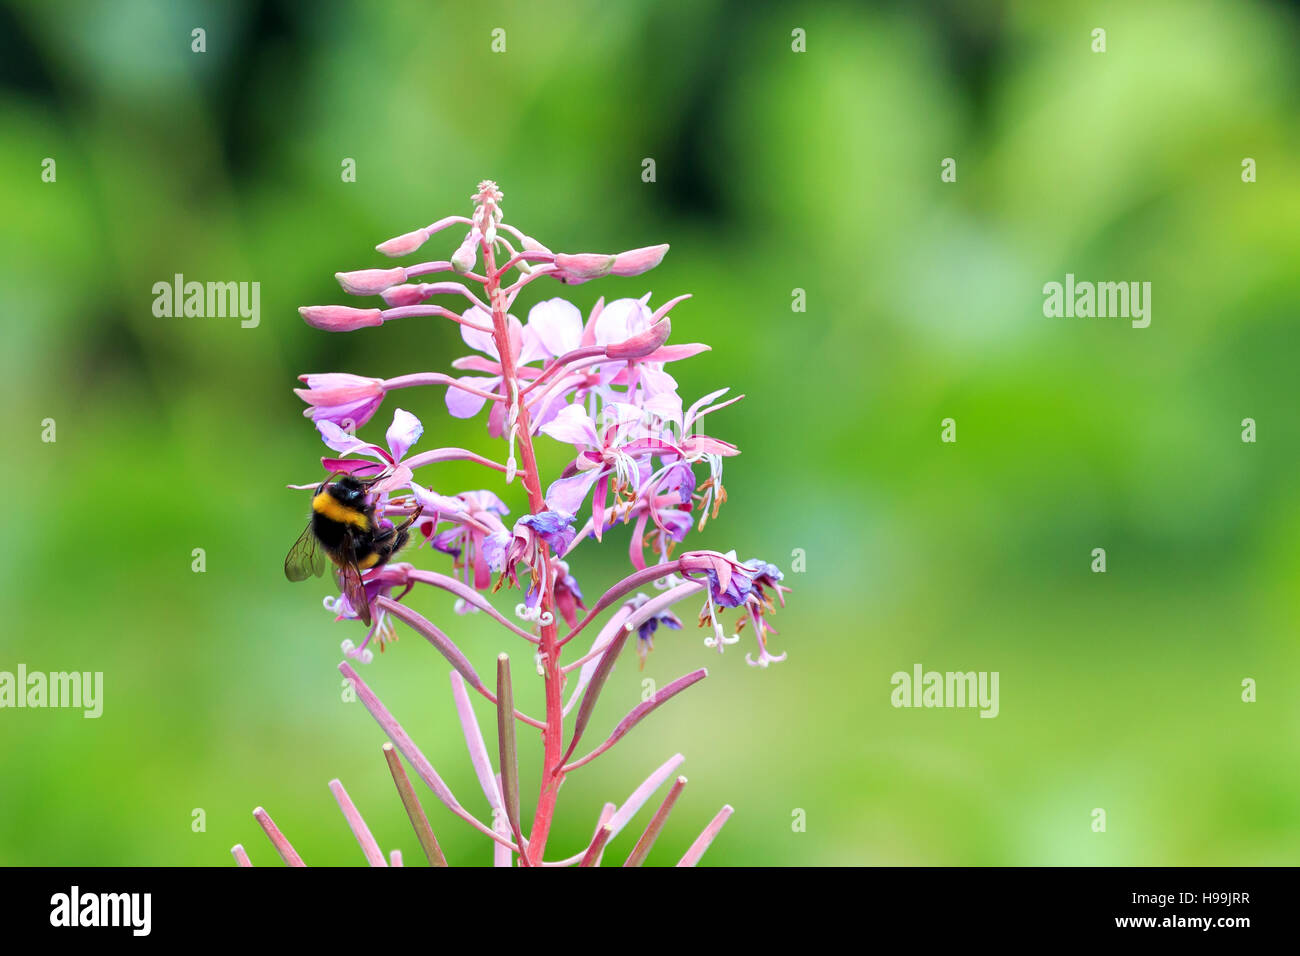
[247,181,792,866]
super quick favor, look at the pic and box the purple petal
[539,403,600,448]
[410,483,468,517]
[593,297,649,346]
[460,307,499,358]
[481,529,512,572]
[516,323,548,367]
[544,469,602,516]
[527,298,583,357]
[518,510,577,553]
[316,419,385,459]
[446,376,499,418]
[385,408,423,461]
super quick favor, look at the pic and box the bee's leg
[390,505,424,534]
[370,524,414,572]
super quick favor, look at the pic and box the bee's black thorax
[310,477,407,572]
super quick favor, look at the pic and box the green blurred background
[2,0,1298,866]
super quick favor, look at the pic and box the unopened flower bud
[610,243,669,276]
[380,284,430,307]
[299,305,384,331]
[375,228,430,257]
[605,317,671,359]
[335,267,407,296]
[451,233,479,274]
[553,253,616,281]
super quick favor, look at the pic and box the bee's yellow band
[312,492,370,530]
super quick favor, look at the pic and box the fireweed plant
[234,182,791,867]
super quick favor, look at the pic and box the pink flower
[294,373,387,429]
[316,406,426,498]
[417,488,511,594]
[273,180,790,867]
[444,307,546,436]
[540,402,680,538]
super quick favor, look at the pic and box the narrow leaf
[677,805,734,867]
[382,743,448,867]
[496,654,526,856]
[624,776,687,867]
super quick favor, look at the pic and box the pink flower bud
[553,253,616,281]
[451,234,479,274]
[380,284,430,307]
[375,228,430,257]
[611,244,669,276]
[335,267,407,296]
[299,305,384,331]
[605,317,671,359]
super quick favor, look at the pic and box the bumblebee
[284,474,422,626]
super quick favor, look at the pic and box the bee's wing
[284,521,326,582]
[339,534,373,627]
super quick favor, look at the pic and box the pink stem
[480,235,565,865]
[403,570,541,645]
[339,662,519,852]
[401,444,520,472]
[561,582,702,676]
[563,669,707,772]
[492,249,557,276]
[519,346,610,397]
[677,805,734,867]
[559,560,686,646]
[384,374,505,405]
[329,778,388,867]
[253,807,305,867]
[380,304,492,333]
